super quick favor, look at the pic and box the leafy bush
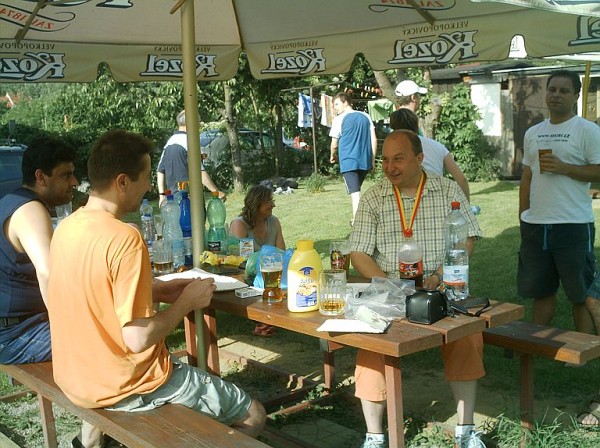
[435,84,501,182]
[304,172,327,193]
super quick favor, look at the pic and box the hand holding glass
[261,253,283,304]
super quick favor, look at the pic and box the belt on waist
[0,316,30,328]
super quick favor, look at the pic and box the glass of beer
[260,253,283,304]
[153,240,173,275]
[538,149,552,174]
[319,269,352,316]
[329,239,351,277]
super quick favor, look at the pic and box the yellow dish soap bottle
[287,240,322,312]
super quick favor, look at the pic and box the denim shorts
[342,170,368,194]
[107,356,252,426]
[587,271,600,299]
[517,221,596,304]
[0,313,51,364]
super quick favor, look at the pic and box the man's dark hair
[390,109,419,133]
[21,136,77,187]
[333,92,352,106]
[547,70,581,95]
[88,130,153,192]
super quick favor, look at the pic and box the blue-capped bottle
[139,198,156,266]
[179,190,193,267]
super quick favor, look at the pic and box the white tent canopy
[1,0,600,83]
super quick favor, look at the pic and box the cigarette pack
[235,286,262,299]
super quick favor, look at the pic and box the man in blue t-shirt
[157,110,226,206]
[329,93,377,222]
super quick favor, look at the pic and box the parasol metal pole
[310,86,318,174]
[582,61,592,120]
[180,0,207,370]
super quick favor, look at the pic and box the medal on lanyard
[393,172,426,238]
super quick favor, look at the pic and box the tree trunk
[374,70,401,108]
[224,82,243,193]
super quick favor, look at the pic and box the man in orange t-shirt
[48,130,265,444]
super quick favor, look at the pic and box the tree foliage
[434,84,501,181]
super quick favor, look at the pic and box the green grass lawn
[1,178,600,447]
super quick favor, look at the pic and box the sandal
[577,395,600,427]
[252,323,276,337]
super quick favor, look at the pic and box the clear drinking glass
[329,239,351,277]
[153,214,164,241]
[260,253,283,304]
[319,269,352,316]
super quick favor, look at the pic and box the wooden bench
[483,320,600,430]
[0,362,269,448]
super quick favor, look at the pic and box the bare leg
[78,421,104,448]
[350,192,361,220]
[360,398,386,433]
[231,399,266,438]
[585,297,600,335]
[573,302,595,334]
[532,294,557,326]
[449,380,477,425]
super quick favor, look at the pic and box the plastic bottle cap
[211,191,219,198]
[296,240,314,251]
[451,201,461,210]
[164,189,171,196]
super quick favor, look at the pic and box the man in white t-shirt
[518,69,600,334]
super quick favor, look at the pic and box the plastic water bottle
[398,238,423,289]
[443,201,469,301]
[206,192,227,254]
[139,199,156,265]
[161,191,185,269]
[179,190,193,267]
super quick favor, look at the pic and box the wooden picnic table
[183,284,524,448]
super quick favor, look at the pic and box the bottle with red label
[398,237,423,288]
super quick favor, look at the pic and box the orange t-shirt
[48,208,171,408]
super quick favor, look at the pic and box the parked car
[0,142,26,199]
[199,128,299,162]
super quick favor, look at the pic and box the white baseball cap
[395,80,427,97]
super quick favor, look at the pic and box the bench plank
[483,320,600,364]
[0,362,269,448]
[483,320,600,442]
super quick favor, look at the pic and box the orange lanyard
[393,172,426,238]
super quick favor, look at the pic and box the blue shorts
[0,313,51,364]
[517,221,596,304]
[108,356,252,426]
[342,170,368,194]
[586,271,600,300]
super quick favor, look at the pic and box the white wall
[470,83,502,137]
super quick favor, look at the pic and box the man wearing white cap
[395,79,428,113]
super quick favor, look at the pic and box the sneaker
[360,434,386,448]
[455,430,486,448]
